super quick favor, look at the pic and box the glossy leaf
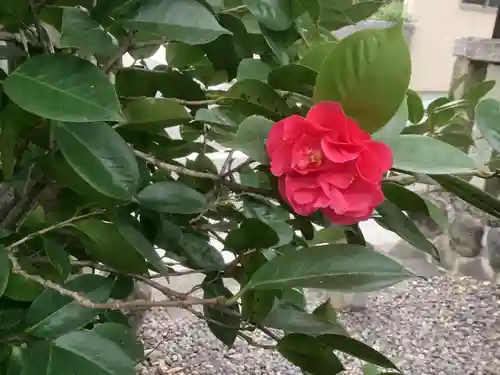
[406,89,424,124]
[475,98,500,153]
[92,323,144,362]
[373,98,409,138]
[314,22,410,133]
[54,330,135,375]
[300,42,337,71]
[53,121,140,200]
[43,238,72,280]
[243,244,412,292]
[244,0,293,31]
[0,248,10,298]
[377,134,476,173]
[179,234,226,271]
[278,334,344,374]
[237,58,272,82]
[137,181,207,214]
[124,0,230,45]
[376,200,438,259]
[225,218,279,252]
[224,115,274,163]
[268,64,317,97]
[122,98,192,133]
[4,55,123,122]
[319,0,384,31]
[25,274,113,338]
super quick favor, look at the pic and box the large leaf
[376,200,438,259]
[3,55,123,122]
[25,274,113,338]
[314,22,410,133]
[243,244,412,292]
[137,181,207,214]
[377,134,476,173]
[59,6,119,55]
[91,323,144,362]
[53,121,140,200]
[244,0,293,31]
[475,98,500,153]
[124,0,230,45]
[223,115,274,163]
[299,42,337,71]
[268,64,317,97]
[122,97,192,133]
[278,334,344,374]
[0,248,11,298]
[54,331,135,375]
[237,58,272,82]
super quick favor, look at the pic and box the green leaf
[179,234,225,271]
[268,64,316,97]
[464,80,495,103]
[122,98,192,133]
[373,98,408,138]
[54,330,135,375]
[4,263,44,302]
[406,89,424,124]
[430,174,500,220]
[308,227,345,245]
[53,121,140,200]
[0,248,11,298]
[3,55,123,122]
[318,0,384,31]
[313,300,348,335]
[225,218,279,252]
[237,58,272,82]
[292,0,320,21]
[92,323,144,362]
[376,134,476,173]
[299,42,337,71]
[376,200,438,259]
[74,218,149,273]
[475,98,500,153]
[25,274,113,338]
[124,0,230,45]
[0,309,23,330]
[244,0,293,31]
[59,7,119,55]
[225,79,293,120]
[278,333,344,374]
[137,181,207,214]
[319,334,398,369]
[203,277,240,347]
[43,238,72,280]
[243,244,412,292]
[263,300,346,336]
[116,217,169,277]
[224,115,274,163]
[314,22,410,133]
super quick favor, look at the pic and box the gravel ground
[137,276,500,375]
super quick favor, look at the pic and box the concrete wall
[409,0,496,92]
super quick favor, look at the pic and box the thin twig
[6,210,105,251]
[237,332,277,349]
[103,34,134,73]
[28,0,51,53]
[119,96,222,107]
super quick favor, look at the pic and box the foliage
[0,1,498,375]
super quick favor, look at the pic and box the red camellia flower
[266,102,393,225]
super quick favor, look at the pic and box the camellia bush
[0,0,500,374]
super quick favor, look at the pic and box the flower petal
[270,145,292,176]
[306,102,348,137]
[322,207,374,225]
[321,139,362,163]
[283,115,316,141]
[266,118,285,156]
[365,140,393,172]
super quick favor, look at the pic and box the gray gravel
[137,276,500,375]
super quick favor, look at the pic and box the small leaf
[475,98,500,153]
[0,248,11,298]
[308,227,345,245]
[376,200,438,259]
[179,234,225,271]
[116,217,169,277]
[464,80,495,103]
[263,300,346,336]
[319,334,398,369]
[4,55,123,122]
[124,0,230,45]
[59,7,119,55]
[203,277,240,347]
[406,89,424,124]
[137,181,207,214]
[278,333,345,374]
[376,134,476,173]
[237,58,272,82]
[223,115,274,163]
[43,239,71,280]
[319,0,384,31]
[54,330,135,375]
[25,274,113,338]
[314,22,410,133]
[225,218,279,252]
[268,64,317,97]
[244,0,293,31]
[122,97,192,133]
[92,323,144,362]
[53,121,140,200]
[243,244,412,292]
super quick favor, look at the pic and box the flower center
[306,149,323,166]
